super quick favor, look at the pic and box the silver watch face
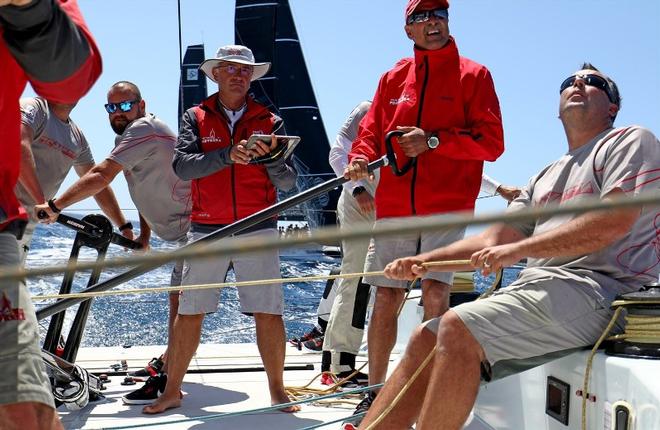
[427,136,440,149]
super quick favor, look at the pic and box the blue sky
[24,0,660,218]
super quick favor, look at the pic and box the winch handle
[385,130,416,176]
[37,211,141,249]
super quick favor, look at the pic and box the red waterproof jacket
[349,38,504,219]
[189,96,280,224]
[0,0,101,231]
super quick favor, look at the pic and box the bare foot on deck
[142,394,181,415]
[272,392,301,413]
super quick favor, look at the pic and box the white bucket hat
[199,45,271,83]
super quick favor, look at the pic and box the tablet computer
[245,134,301,164]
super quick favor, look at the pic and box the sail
[178,44,208,127]
[235,0,338,227]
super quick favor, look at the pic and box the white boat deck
[60,343,378,430]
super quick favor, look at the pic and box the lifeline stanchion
[31,260,473,301]
[8,190,659,285]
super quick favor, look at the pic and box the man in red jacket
[143,45,299,415]
[0,1,101,429]
[342,0,504,423]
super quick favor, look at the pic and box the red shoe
[320,373,335,386]
[288,326,323,347]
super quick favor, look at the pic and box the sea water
[28,222,519,348]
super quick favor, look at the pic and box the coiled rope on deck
[580,297,660,430]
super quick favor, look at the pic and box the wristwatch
[427,132,440,149]
[352,186,366,197]
[119,222,134,232]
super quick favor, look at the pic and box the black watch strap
[119,222,134,231]
[352,186,366,197]
[47,199,61,213]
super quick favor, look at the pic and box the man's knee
[419,281,450,322]
[253,312,283,324]
[408,324,437,352]
[375,286,405,307]
[436,311,482,359]
[175,313,205,329]
[0,402,61,430]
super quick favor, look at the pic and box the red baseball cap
[405,0,449,18]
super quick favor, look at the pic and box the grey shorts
[0,232,54,407]
[364,215,465,288]
[169,236,188,290]
[424,268,616,380]
[178,228,284,315]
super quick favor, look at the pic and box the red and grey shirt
[349,37,504,219]
[0,0,102,230]
[173,94,297,226]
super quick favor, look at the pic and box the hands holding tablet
[230,134,276,164]
[230,134,301,165]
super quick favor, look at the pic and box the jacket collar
[201,93,268,122]
[413,36,459,65]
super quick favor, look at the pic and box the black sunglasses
[559,74,615,103]
[406,8,448,25]
[104,99,139,114]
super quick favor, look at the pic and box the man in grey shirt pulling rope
[357,64,660,429]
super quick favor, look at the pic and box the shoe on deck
[301,335,324,352]
[288,326,323,347]
[122,373,167,405]
[337,370,369,387]
[342,391,376,428]
[128,355,164,377]
[321,370,369,387]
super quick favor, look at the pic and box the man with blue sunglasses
[35,83,191,409]
[17,97,130,264]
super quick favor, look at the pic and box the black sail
[235,0,338,227]
[178,44,208,127]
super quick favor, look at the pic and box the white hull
[466,351,660,430]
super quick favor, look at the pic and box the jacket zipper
[226,109,243,223]
[230,136,238,221]
[412,56,430,215]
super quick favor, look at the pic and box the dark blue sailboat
[178,44,207,128]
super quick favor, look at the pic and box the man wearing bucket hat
[143,44,298,414]
[342,0,504,425]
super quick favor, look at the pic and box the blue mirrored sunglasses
[104,100,139,114]
[406,8,448,25]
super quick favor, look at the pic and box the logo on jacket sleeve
[201,129,223,144]
[0,292,25,322]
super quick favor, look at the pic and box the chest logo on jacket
[390,93,412,106]
[201,129,222,144]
